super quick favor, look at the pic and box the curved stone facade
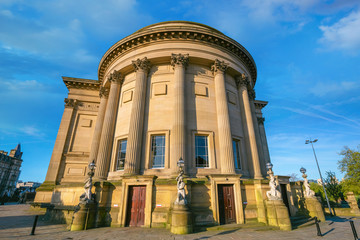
[35,21,278,228]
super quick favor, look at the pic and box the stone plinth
[347,192,360,215]
[265,200,291,231]
[170,204,193,234]
[305,197,325,222]
[71,202,97,231]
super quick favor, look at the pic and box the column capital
[171,53,189,68]
[211,59,228,74]
[235,73,250,88]
[257,117,265,125]
[132,57,151,72]
[64,98,78,108]
[248,89,256,101]
[99,86,110,98]
[108,70,123,84]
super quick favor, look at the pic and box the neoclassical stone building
[35,21,284,228]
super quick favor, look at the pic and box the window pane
[151,135,165,168]
[116,139,127,170]
[233,139,241,169]
[195,135,209,167]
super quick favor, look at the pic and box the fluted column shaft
[212,59,235,174]
[237,75,262,179]
[88,87,109,164]
[124,57,150,175]
[94,71,122,180]
[171,54,188,174]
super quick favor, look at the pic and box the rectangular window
[233,139,241,169]
[116,139,127,170]
[195,135,209,167]
[151,135,165,168]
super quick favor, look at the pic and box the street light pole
[305,138,332,216]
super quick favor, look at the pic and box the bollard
[349,220,358,240]
[315,217,322,237]
[30,215,39,235]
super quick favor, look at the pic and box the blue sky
[0,0,359,182]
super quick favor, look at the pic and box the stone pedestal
[265,200,291,231]
[71,202,97,231]
[170,204,193,234]
[305,197,325,222]
[347,192,360,215]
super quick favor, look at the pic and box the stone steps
[291,216,315,229]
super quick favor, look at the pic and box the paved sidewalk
[0,204,359,240]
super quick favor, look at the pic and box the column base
[305,197,325,222]
[265,200,291,231]
[170,204,193,234]
[70,202,97,231]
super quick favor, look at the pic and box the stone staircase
[291,215,315,229]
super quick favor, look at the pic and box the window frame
[191,130,216,170]
[144,130,170,171]
[232,138,242,170]
[115,138,127,171]
[149,134,166,169]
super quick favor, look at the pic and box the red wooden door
[126,186,146,227]
[218,184,236,224]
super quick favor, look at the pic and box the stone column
[257,117,271,168]
[45,98,77,183]
[236,74,262,179]
[171,53,189,174]
[124,57,150,175]
[211,59,235,174]
[94,71,122,180]
[88,87,109,164]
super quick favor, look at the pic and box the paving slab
[0,204,359,240]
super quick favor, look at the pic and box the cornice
[63,77,100,91]
[98,22,257,85]
[254,100,268,109]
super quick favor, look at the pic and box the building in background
[35,21,297,228]
[16,181,41,192]
[0,144,23,198]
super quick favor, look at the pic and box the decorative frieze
[132,57,151,72]
[171,53,189,68]
[98,29,257,84]
[64,98,78,108]
[257,117,265,125]
[99,86,110,98]
[63,77,100,91]
[211,59,228,73]
[248,89,256,101]
[108,70,124,84]
[77,102,100,112]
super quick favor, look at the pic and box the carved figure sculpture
[175,170,187,205]
[303,174,315,198]
[266,170,282,200]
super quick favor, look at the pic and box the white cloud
[319,10,360,53]
[21,126,45,137]
[309,81,360,97]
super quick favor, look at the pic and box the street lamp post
[305,138,332,215]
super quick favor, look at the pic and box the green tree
[324,171,343,203]
[338,145,360,194]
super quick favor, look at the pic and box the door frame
[210,176,244,224]
[117,176,155,227]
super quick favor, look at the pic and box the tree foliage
[338,145,360,194]
[324,171,343,203]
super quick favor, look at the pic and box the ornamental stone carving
[211,59,228,74]
[108,70,123,84]
[132,57,151,72]
[257,117,265,125]
[248,89,256,100]
[171,53,189,68]
[302,173,315,198]
[235,73,249,88]
[266,167,282,200]
[64,98,78,108]
[99,86,110,98]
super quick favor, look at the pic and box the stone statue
[79,161,96,203]
[303,173,315,198]
[266,168,282,200]
[175,169,187,205]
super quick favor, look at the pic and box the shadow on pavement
[192,229,239,240]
